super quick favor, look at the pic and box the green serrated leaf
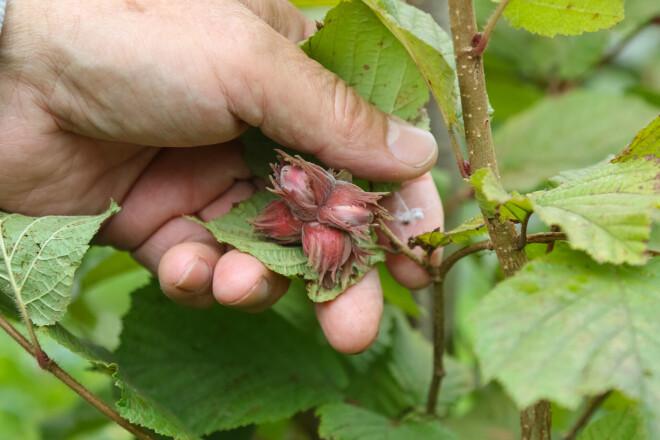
[412,215,488,249]
[115,281,348,437]
[194,191,385,302]
[25,296,198,439]
[360,0,461,132]
[474,245,660,438]
[495,91,659,191]
[469,168,534,221]
[547,155,616,188]
[39,323,116,374]
[479,0,610,83]
[317,403,459,440]
[115,369,198,440]
[301,0,430,127]
[578,407,644,440]
[0,203,119,326]
[612,113,660,161]
[531,115,660,265]
[343,306,473,418]
[503,0,625,37]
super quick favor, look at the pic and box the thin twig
[434,231,567,284]
[0,313,156,440]
[448,127,470,178]
[426,279,446,414]
[563,391,612,440]
[546,225,561,254]
[377,220,425,267]
[529,231,567,244]
[591,20,654,73]
[472,0,512,55]
[517,211,533,249]
[436,240,493,283]
[365,243,402,254]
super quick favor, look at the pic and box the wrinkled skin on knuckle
[4,0,249,145]
[324,76,381,164]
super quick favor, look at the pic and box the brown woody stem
[426,279,446,414]
[518,211,534,249]
[0,313,156,440]
[447,0,550,436]
[522,400,553,440]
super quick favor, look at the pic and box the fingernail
[228,277,270,306]
[387,116,437,168]
[175,257,211,292]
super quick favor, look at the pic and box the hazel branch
[433,231,566,284]
[517,211,534,249]
[472,0,511,55]
[376,220,426,267]
[426,279,446,414]
[0,313,156,440]
[546,225,562,254]
[448,126,471,178]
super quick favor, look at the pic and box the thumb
[229,22,438,182]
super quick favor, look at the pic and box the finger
[132,179,256,307]
[314,269,383,354]
[239,0,317,42]
[225,24,438,182]
[99,143,250,250]
[213,249,291,312]
[378,173,444,289]
[132,179,255,271]
[158,242,222,309]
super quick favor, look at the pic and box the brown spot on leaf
[363,64,370,70]
[644,153,660,165]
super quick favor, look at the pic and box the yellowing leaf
[412,215,488,249]
[503,0,625,37]
[475,245,660,438]
[531,115,660,265]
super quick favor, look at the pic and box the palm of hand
[0,0,443,353]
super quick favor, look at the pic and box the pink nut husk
[249,199,303,244]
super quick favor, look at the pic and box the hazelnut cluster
[250,151,388,288]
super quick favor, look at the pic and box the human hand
[0,0,442,353]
